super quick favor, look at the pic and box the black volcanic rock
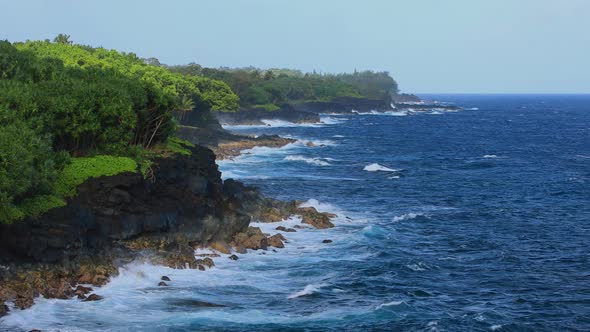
[0,144,254,309]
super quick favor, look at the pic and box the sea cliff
[0,145,250,311]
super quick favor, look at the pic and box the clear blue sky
[1,0,589,93]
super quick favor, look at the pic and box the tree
[53,34,72,45]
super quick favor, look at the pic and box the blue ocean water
[2,95,589,331]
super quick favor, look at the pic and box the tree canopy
[0,37,239,223]
[169,64,399,110]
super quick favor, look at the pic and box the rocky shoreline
[213,96,462,126]
[0,136,336,320]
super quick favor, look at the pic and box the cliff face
[0,145,248,264]
[0,145,250,310]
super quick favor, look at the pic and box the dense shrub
[0,107,61,223]
[0,37,239,223]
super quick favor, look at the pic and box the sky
[1,0,589,93]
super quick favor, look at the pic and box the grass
[166,137,194,156]
[53,155,138,197]
[16,195,66,219]
[252,103,281,111]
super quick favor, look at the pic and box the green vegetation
[166,137,195,156]
[169,64,398,110]
[53,156,137,198]
[252,103,281,111]
[16,195,66,219]
[0,35,400,223]
[0,36,238,223]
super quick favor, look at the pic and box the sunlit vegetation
[0,37,238,223]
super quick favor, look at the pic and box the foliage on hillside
[0,37,237,223]
[169,64,398,110]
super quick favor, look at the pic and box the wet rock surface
[84,294,103,302]
[276,226,296,232]
[268,234,285,248]
[231,227,269,250]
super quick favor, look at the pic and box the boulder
[268,234,285,248]
[14,295,34,310]
[231,227,268,250]
[161,276,171,281]
[297,207,335,229]
[84,294,103,302]
[228,255,239,260]
[208,241,232,254]
[158,282,168,287]
[75,285,93,294]
[195,257,215,269]
[322,239,333,243]
[276,226,296,232]
[0,302,8,317]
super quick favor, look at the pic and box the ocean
[2,94,589,331]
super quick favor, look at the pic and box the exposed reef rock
[214,135,296,160]
[223,179,336,229]
[0,145,250,309]
[175,110,297,160]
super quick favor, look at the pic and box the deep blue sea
[2,94,589,331]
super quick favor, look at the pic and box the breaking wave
[284,155,332,166]
[363,163,398,172]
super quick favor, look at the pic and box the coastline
[0,94,461,321]
[0,135,338,324]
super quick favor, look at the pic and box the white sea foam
[261,119,322,128]
[363,163,398,172]
[332,135,345,138]
[392,212,426,222]
[221,120,322,129]
[406,262,428,271]
[375,300,404,309]
[319,116,347,125]
[490,325,503,331]
[353,110,409,116]
[287,283,329,299]
[221,170,270,180]
[299,199,341,216]
[284,155,331,166]
[483,154,499,158]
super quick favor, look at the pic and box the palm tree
[53,34,72,45]
[176,95,194,122]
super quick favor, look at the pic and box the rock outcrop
[0,144,251,310]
